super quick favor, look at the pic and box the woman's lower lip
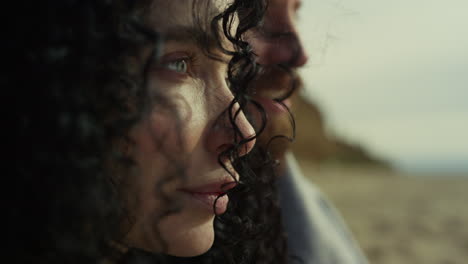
[184,191,229,215]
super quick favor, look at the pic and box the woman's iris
[166,59,188,73]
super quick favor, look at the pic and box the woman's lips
[184,192,229,215]
[179,181,237,215]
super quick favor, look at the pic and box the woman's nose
[231,103,257,157]
[207,101,256,158]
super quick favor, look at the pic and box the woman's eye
[164,59,188,73]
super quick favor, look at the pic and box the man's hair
[5,0,289,263]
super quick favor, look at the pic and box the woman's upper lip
[179,180,237,194]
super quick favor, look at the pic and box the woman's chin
[165,219,216,257]
[126,214,216,258]
[167,239,214,257]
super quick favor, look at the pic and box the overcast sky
[297,0,468,173]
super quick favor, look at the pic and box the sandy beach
[297,160,468,264]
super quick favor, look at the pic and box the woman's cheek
[146,111,187,154]
[145,75,208,154]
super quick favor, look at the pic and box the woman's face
[119,0,255,257]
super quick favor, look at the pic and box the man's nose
[277,32,308,67]
[252,26,308,68]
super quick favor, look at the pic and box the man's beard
[248,65,303,163]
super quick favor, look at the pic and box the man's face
[247,0,308,160]
[249,0,307,67]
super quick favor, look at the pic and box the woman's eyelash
[159,52,199,77]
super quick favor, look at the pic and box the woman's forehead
[148,0,232,33]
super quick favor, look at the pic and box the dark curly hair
[5,0,290,263]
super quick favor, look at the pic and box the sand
[297,160,468,264]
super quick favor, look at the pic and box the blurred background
[292,0,468,263]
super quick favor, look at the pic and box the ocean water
[397,158,468,176]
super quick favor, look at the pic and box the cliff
[290,94,391,169]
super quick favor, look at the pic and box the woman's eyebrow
[162,25,219,50]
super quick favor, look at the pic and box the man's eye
[164,59,188,73]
